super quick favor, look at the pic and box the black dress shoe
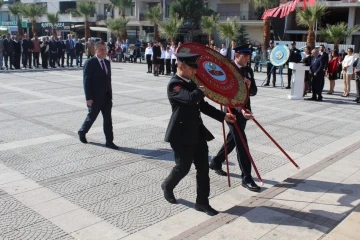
[195,203,219,216]
[264,83,270,86]
[78,132,87,143]
[315,98,323,102]
[209,164,227,176]
[161,183,177,204]
[285,86,291,89]
[105,142,119,150]
[242,180,261,192]
[306,97,316,101]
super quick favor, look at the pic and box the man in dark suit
[162,53,236,216]
[22,33,33,69]
[286,41,302,89]
[307,49,325,101]
[66,34,75,67]
[57,36,66,68]
[210,44,260,192]
[78,42,118,149]
[3,33,14,70]
[226,39,236,61]
[49,36,58,68]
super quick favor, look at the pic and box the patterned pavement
[0,63,359,239]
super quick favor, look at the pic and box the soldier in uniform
[57,36,66,68]
[264,40,276,87]
[162,53,236,216]
[210,44,261,192]
[286,41,302,89]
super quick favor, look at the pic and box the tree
[235,24,250,45]
[67,0,96,40]
[217,17,239,42]
[8,2,24,38]
[47,12,60,37]
[158,13,184,43]
[21,3,47,37]
[108,0,133,40]
[201,14,219,44]
[319,22,360,50]
[0,0,3,9]
[253,0,278,58]
[170,0,212,41]
[144,4,162,42]
[106,17,130,40]
[296,3,327,50]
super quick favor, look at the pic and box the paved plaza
[0,63,359,240]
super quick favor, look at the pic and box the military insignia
[176,43,249,107]
[173,85,182,92]
[270,45,290,67]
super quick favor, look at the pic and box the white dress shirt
[220,48,227,56]
[145,47,153,55]
[96,55,108,74]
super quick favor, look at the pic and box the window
[104,4,114,18]
[125,2,135,17]
[59,2,76,14]
[0,11,10,21]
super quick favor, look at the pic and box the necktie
[101,60,108,92]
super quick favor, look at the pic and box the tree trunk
[154,23,159,41]
[17,18,23,39]
[52,27,57,37]
[120,29,127,42]
[334,42,339,51]
[307,29,315,50]
[263,18,271,59]
[209,32,213,45]
[32,19,37,38]
[85,19,90,41]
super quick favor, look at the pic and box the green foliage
[47,12,60,36]
[320,22,360,45]
[235,24,249,45]
[158,13,184,42]
[8,2,23,16]
[21,3,46,19]
[201,14,219,36]
[0,0,3,9]
[217,18,239,41]
[170,0,211,29]
[106,17,130,38]
[296,3,327,30]
[144,4,162,24]
[109,0,132,18]
[252,0,279,10]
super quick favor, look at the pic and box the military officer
[265,40,276,87]
[286,41,302,89]
[162,53,236,216]
[210,44,261,192]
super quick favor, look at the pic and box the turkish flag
[308,0,316,6]
[208,69,225,76]
[272,7,282,18]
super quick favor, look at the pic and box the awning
[261,0,316,20]
[90,26,108,32]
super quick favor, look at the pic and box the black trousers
[288,68,293,87]
[311,74,325,99]
[210,114,252,182]
[57,52,65,67]
[159,59,165,74]
[171,59,177,74]
[33,52,40,67]
[13,52,21,69]
[165,59,171,74]
[41,52,48,68]
[266,62,276,83]
[50,52,57,67]
[67,51,74,66]
[22,52,32,68]
[79,94,114,143]
[4,52,14,68]
[163,135,210,205]
[146,54,152,72]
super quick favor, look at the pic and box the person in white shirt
[165,46,172,75]
[160,45,165,75]
[220,43,227,57]
[145,42,153,73]
[342,48,355,97]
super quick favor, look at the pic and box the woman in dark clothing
[13,36,21,69]
[40,37,49,69]
[327,50,339,94]
[302,46,312,97]
[152,40,161,76]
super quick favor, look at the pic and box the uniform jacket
[310,54,325,76]
[83,57,112,102]
[289,48,302,63]
[22,38,33,52]
[3,38,14,53]
[320,52,329,69]
[164,75,226,145]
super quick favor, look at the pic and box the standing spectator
[134,37,141,63]
[114,38,122,61]
[341,48,355,97]
[49,36,58,68]
[159,45,165,75]
[13,35,21,69]
[152,40,161,76]
[327,50,339,94]
[265,40,276,86]
[22,33,33,69]
[302,46,312,97]
[107,38,115,61]
[40,36,49,69]
[286,41,302,89]
[0,35,3,70]
[85,38,95,59]
[3,33,14,70]
[307,49,325,101]
[65,34,75,67]
[339,49,347,78]
[319,44,329,72]
[171,42,177,75]
[145,42,153,73]
[226,40,236,61]
[354,57,360,103]
[75,38,84,67]
[220,43,227,57]
[32,35,41,68]
[57,36,66,68]
[165,46,171,75]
